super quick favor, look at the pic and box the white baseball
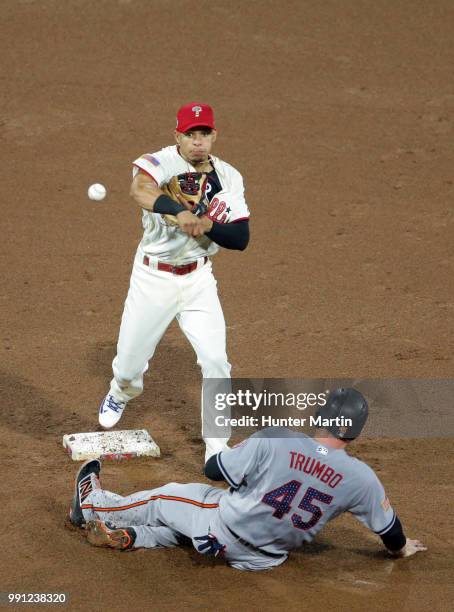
[88,183,107,201]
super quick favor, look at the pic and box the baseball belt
[143,256,208,275]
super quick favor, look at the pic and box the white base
[63,429,160,461]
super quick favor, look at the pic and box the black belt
[226,526,284,559]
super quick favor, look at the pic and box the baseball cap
[176,103,215,133]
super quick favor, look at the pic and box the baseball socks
[204,438,230,464]
[98,394,128,428]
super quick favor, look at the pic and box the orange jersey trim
[81,494,219,512]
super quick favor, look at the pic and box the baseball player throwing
[72,389,426,571]
[98,103,250,461]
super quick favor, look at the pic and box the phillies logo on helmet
[192,105,202,117]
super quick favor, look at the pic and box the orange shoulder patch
[381,496,390,511]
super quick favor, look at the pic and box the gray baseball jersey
[216,427,395,555]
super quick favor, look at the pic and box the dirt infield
[1,1,453,610]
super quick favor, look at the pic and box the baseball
[88,183,107,201]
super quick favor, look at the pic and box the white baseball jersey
[216,428,396,555]
[132,146,250,264]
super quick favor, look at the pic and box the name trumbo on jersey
[214,415,353,428]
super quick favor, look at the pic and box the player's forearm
[130,181,162,211]
[380,515,406,553]
[204,454,226,481]
[379,515,427,557]
[130,185,186,216]
[205,219,249,251]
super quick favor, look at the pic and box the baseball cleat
[69,459,101,528]
[98,394,128,429]
[86,520,136,550]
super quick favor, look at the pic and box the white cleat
[98,394,128,429]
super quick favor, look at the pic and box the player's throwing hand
[175,209,205,236]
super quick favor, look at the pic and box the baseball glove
[160,172,209,226]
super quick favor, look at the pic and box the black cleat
[69,459,101,528]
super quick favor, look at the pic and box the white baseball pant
[109,248,231,451]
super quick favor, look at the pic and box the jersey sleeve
[348,466,396,535]
[132,151,172,187]
[226,170,250,222]
[216,435,267,489]
[209,168,250,224]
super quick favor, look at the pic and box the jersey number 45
[261,479,333,530]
